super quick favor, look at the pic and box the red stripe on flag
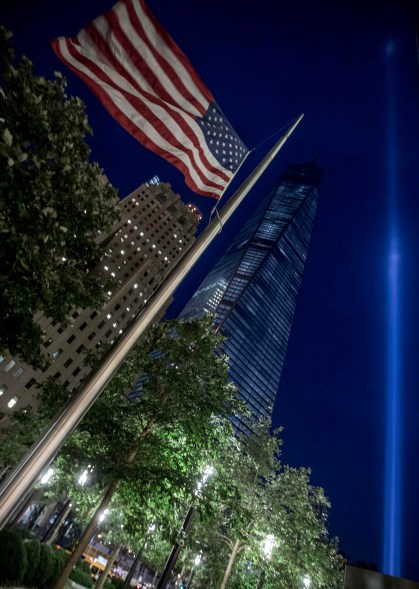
[123,1,208,116]
[71,32,229,186]
[51,0,248,198]
[51,38,225,197]
[138,0,214,106]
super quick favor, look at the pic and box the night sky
[2,0,419,582]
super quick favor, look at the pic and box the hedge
[22,539,41,586]
[0,529,28,586]
[0,532,97,588]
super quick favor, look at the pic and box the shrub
[0,528,27,585]
[48,548,65,586]
[70,567,94,587]
[110,577,125,588]
[31,542,55,587]
[23,538,41,585]
[79,558,92,574]
[50,544,69,568]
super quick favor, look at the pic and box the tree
[0,407,42,482]
[0,27,120,367]
[39,315,241,589]
[180,420,345,589]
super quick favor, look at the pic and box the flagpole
[0,114,304,529]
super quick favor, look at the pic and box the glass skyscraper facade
[180,162,324,427]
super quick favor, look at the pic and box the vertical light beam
[383,39,402,577]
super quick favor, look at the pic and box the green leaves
[0,27,121,366]
[181,421,345,589]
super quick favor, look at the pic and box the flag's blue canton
[197,104,248,172]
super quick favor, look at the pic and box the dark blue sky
[2,0,419,581]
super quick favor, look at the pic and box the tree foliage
[0,27,120,366]
[180,420,345,589]
[39,316,243,588]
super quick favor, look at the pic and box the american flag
[51,0,249,199]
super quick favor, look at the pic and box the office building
[0,178,201,414]
[180,162,323,427]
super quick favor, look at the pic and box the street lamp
[156,466,213,589]
[263,534,274,560]
[122,522,156,589]
[40,468,54,485]
[185,553,202,589]
[256,534,275,589]
[78,470,88,486]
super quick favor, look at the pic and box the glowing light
[40,468,54,485]
[263,534,274,560]
[78,469,88,486]
[383,44,401,577]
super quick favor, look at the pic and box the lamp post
[122,523,156,589]
[156,466,213,589]
[256,534,274,589]
[185,553,202,589]
[156,505,196,589]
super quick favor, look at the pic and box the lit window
[113,322,118,328]
[134,283,138,289]
[121,250,125,255]
[107,313,112,319]
[0,385,7,396]
[140,232,144,237]
[152,244,156,249]
[107,291,112,296]
[126,307,130,311]
[111,272,116,277]
[4,360,16,372]
[119,329,123,334]
[7,396,19,409]
[0,355,4,363]
[127,220,132,224]
[104,265,109,271]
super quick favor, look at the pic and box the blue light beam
[383,40,402,577]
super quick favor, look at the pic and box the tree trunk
[51,479,120,589]
[95,544,121,589]
[43,499,72,544]
[256,570,265,589]
[219,539,241,589]
[122,544,145,589]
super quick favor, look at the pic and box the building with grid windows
[180,162,323,428]
[0,178,201,415]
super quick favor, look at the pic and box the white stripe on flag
[129,0,210,112]
[56,38,227,196]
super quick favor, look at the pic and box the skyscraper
[0,178,201,415]
[180,162,323,428]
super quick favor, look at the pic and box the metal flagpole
[0,114,304,529]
